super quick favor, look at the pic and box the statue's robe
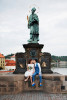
[28,14,39,35]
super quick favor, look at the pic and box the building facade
[0,53,5,69]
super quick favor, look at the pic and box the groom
[32,59,42,86]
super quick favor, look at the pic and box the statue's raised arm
[27,7,39,43]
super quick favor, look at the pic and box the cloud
[0,0,67,56]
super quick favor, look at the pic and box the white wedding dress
[25,64,34,77]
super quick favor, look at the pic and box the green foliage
[51,55,67,61]
[5,54,14,59]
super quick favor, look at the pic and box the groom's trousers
[32,72,42,83]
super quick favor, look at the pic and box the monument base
[13,68,26,74]
[13,69,53,74]
[14,43,53,74]
[42,69,53,74]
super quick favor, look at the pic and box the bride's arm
[33,66,35,73]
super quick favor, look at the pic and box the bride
[24,59,35,84]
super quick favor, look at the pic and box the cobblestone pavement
[0,92,67,100]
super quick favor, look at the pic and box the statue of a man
[27,7,39,43]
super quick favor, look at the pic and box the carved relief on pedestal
[19,64,24,68]
[42,62,46,67]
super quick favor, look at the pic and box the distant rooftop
[0,53,5,58]
[5,60,16,66]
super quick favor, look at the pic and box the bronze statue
[27,7,39,43]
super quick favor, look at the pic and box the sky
[0,0,67,56]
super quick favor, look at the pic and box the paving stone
[0,92,67,100]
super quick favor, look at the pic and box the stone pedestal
[13,53,26,74]
[23,43,44,63]
[13,43,53,74]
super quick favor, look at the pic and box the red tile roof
[5,60,16,66]
[8,60,16,63]
[0,53,5,58]
[5,60,10,62]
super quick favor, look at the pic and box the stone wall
[0,75,24,94]
[0,74,67,94]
